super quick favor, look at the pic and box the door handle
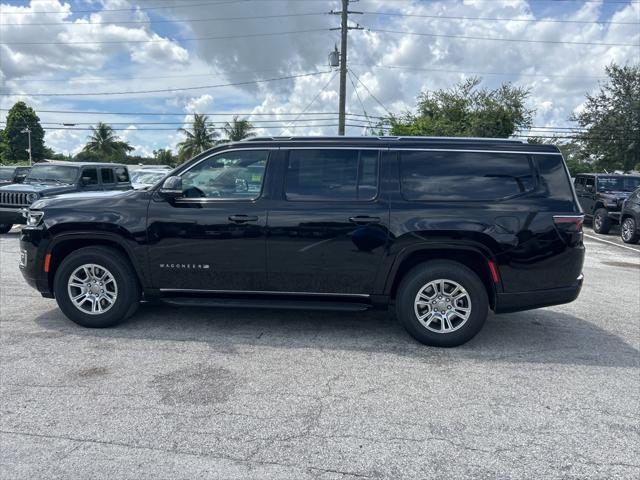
[228,214,258,223]
[349,216,381,225]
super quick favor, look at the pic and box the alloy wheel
[413,279,472,333]
[67,264,118,315]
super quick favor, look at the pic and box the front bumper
[494,274,583,314]
[0,207,26,225]
[19,227,53,297]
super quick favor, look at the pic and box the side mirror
[235,178,248,192]
[159,176,183,198]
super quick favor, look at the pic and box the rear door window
[399,151,535,201]
[101,168,115,185]
[285,149,379,201]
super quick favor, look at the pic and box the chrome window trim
[159,288,370,298]
[390,148,562,156]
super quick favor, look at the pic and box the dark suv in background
[620,187,640,244]
[0,166,30,187]
[0,162,131,234]
[574,173,640,234]
[19,137,584,347]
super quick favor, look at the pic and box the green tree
[3,101,46,162]
[82,122,133,161]
[177,114,219,162]
[153,148,176,166]
[389,77,534,138]
[572,63,640,172]
[221,116,254,142]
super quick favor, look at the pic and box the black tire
[592,208,612,234]
[396,260,489,347]
[53,246,140,328]
[621,217,640,244]
[0,224,12,234]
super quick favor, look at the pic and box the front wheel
[396,261,489,347]
[593,208,612,234]
[0,224,12,234]
[53,246,140,328]
[621,217,640,244]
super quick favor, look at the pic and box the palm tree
[177,114,218,162]
[221,116,255,142]
[153,148,176,166]
[83,122,133,159]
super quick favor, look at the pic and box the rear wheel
[593,208,612,234]
[621,217,639,244]
[53,246,140,328]
[396,261,489,347]
[0,224,12,234]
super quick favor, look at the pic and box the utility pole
[330,0,362,136]
[21,127,32,165]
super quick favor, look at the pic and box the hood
[31,188,140,210]
[0,182,75,195]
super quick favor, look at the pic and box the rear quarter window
[399,151,535,201]
[114,167,129,183]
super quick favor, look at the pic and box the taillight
[553,215,584,232]
[553,215,584,246]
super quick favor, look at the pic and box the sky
[1,0,639,157]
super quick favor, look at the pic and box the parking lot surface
[1,228,639,479]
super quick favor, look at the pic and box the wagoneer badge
[159,264,210,270]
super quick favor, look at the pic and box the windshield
[598,176,640,192]
[0,169,14,181]
[25,165,79,184]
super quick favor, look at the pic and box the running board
[159,297,371,312]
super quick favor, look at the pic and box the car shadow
[33,303,639,368]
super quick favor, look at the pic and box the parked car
[0,162,131,234]
[574,173,640,234]
[19,137,584,347]
[0,166,30,186]
[130,169,171,189]
[620,187,640,244]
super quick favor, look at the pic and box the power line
[0,0,253,15]
[366,27,640,47]
[0,12,329,27]
[0,108,377,118]
[350,63,608,79]
[360,11,639,25]
[0,28,329,46]
[0,71,330,97]
[347,68,393,117]
[347,70,375,131]
[280,71,339,135]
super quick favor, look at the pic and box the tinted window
[81,168,98,185]
[585,178,595,191]
[115,167,129,183]
[285,149,378,201]
[597,176,640,192]
[101,168,115,184]
[181,150,268,200]
[400,151,535,201]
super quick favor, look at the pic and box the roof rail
[244,135,525,144]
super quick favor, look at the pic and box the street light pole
[21,127,32,165]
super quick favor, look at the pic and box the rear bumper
[494,274,583,314]
[0,207,26,225]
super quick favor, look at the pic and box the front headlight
[26,210,44,227]
[26,193,39,204]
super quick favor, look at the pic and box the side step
[160,297,371,312]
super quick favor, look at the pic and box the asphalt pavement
[1,227,638,479]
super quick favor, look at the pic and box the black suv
[0,165,30,187]
[574,173,640,234]
[0,162,131,234]
[620,187,640,244]
[19,137,584,347]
